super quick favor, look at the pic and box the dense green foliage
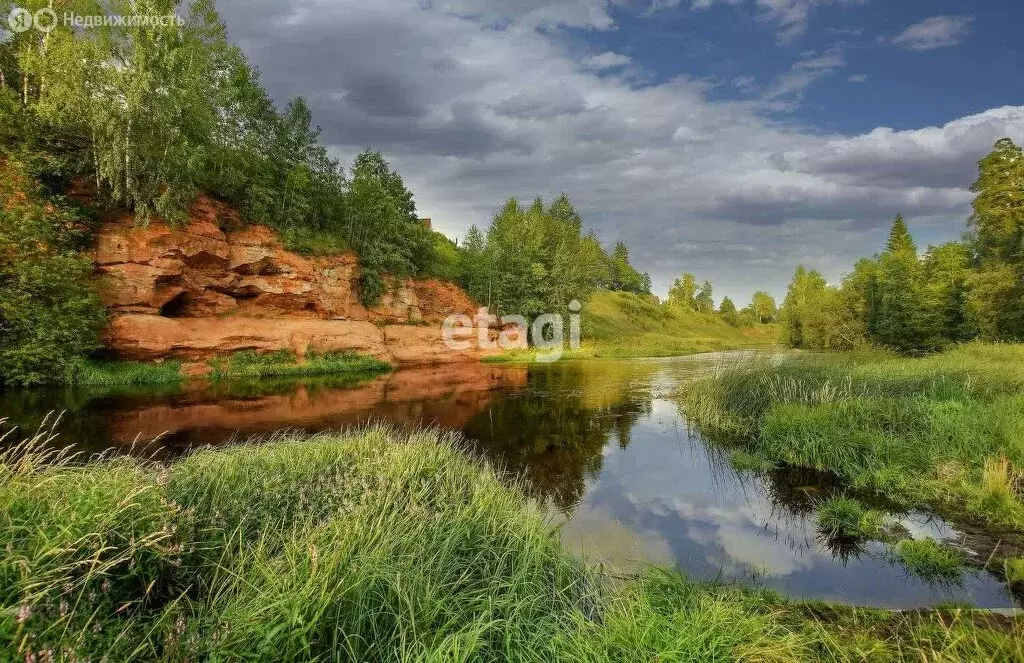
[670,272,778,330]
[680,344,1024,529]
[0,0,434,309]
[0,160,106,386]
[2,425,1021,661]
[779,139,1024,353]
[0,1,663,384]
[458,195,650,318]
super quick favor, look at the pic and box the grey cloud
[776,107,1024,189]
[701,185,972,227]
[216,0,1024,302]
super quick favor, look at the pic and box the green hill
[582,290,778,358]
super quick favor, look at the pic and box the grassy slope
[679,343,1024,530]
[490,290,779,362]
[583,290,778,358]
[2,426,1020,662]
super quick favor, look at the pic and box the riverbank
[485,290,779,363]
[2,424,1021,661]
[678,342,1024,581]
[63,351,392,388]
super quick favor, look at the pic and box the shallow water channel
[2,353,1019,609]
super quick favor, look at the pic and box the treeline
[0,0,659,385]
[0,0,434,304]
[667,274,777,328]
[456,196,651,318]
[780,138,1024,353]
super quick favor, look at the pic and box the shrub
[0,161,106,386]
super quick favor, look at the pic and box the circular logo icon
[33,7,58,33]
[7,7,33,33]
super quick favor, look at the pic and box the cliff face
[94,197,492,366]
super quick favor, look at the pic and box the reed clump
[679,343,1024,528]
[2,416,1021,661]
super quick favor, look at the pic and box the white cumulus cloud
[892,15,974,52]
[217,0,1022,303]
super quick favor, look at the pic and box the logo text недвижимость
[7,7,183,33]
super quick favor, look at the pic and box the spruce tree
[875,215,925,352]
[719,296,739,326]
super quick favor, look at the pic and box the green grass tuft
[729,450,776,472]
[816,496,885,540]
[1005,558,1024,586]
[208,350,391,381]
[67,358,185,387]
[893,539,965,584]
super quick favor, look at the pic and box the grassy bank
[678,343,1024,530]
[67,359,186,388]
[583,290,778,358]
[208,350,391,381]
[58,351,391,389]
[487,291,780,363]
[2,424,1021,661]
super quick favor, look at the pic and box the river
[1,353,1018,609]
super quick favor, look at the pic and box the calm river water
[1,353,1018,609]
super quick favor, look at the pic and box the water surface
[2,354,1018,609]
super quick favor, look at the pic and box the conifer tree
[718,296,739,326]
[875,215,926,352]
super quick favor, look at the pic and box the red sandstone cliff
[94,196,494,366]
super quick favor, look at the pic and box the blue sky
[219,0,1024,304]
[581,1,1024,134]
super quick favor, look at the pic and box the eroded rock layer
[95,197,491,365]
